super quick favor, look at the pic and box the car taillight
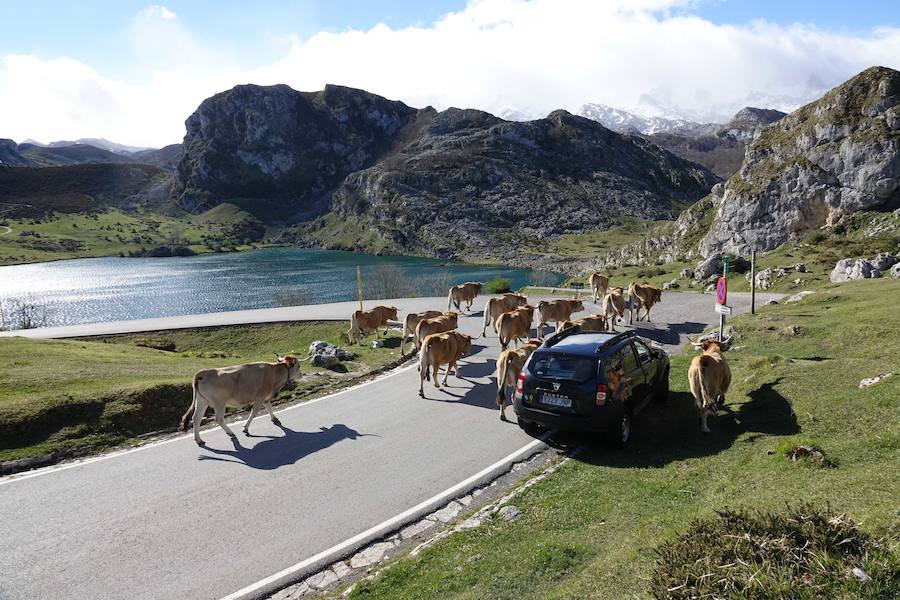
[516,372,526,394]
[596,383,608,406]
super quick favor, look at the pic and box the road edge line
[219,436,548,600]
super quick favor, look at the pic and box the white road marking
[0,225,11,236]
[0,362,418,486]
[219,436,548,600]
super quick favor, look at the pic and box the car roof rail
[542,324,585,348]
[595,330,636,353]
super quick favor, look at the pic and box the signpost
[716,255,729,341]
[750,249,757,314]
[570,281,584,299]
[357,266,364,311]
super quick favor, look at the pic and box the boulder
[662,279,680,290]
[754,268,773,290]
[679,269,694,279]
[785,291,815,303]
[308,340,355,369]
[870,252,898,271]
[695,255,722,279]
[891,262,900,279]
[830,259,881,283]
[794,263,807,273]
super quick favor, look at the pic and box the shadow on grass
[554,378,800,468]
[197,423,371,470]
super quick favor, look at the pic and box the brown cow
[628,282,663,323]
[555,314,607,333]
[535,299,583,338]
[418,330,473,397]
[602,287,627,331]
[401,309,444,353]
[687,336,733,433]
[179,355,302,445]
[497,305,535,350]
[590,272,610,304]
[448,281,482,312]
[482,293,528,336]
[413,312,459,351]
[348,305,399,344]
[496,339,541,421]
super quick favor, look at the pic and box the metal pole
[357,265,363,311]
[750,248,756,315]
[719,254,727,342]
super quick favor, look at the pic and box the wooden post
[357,265,363,311]
[750,248,757,315]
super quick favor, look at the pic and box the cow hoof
[227,432,236,438]
[418,391,425,398]
[242,428,249,434]
[195,439,205,446]
[500,414,508,422]
[272,418,282,426]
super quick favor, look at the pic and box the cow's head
[514,293,528,306]
[572,299,584,312]
[276,354,303,382]
[387,306,399,320]
[457,333,473,358]
[689,335,732,354]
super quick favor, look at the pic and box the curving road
[0,291,778,600]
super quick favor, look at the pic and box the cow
[348,305,399,344]
[448,282,482,312]
[602,287,627,331]
[496,339,542,421]
[687,336,733,433]
[555,314,607,333]
[413,312,459,351]
[178,354,302,445]
[418,330,473,397]
[497,305,535,350]
[628,283,663,323]
[401,309,444,353]
[482,293,528,336]
[535,299,584,339]
[590,272,610,304]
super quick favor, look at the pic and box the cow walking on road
[348,306,399,344]
[590,272,610,304]
[602,288,627,331]
[482,293,528,336]
[418,331,473,397]
[448,282,482,312]
[179,354,302,445]
[535,299,583,339]
[496,339,541,421]
[401,310,444,353]
[628,283,663,323]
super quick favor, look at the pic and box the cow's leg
[242,402,260,434]
[700,410,710,433]
[442,362,453,385]
[263,399,282,426]
[213,402,237,438]
[433,364,441,388]
[192,394,209,445]
[499,388,508,421]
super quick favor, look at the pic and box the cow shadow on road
[197,423,370,470]
[629,321,708,346]
[549,378,800,469]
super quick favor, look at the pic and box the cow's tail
[178,375,200,431]
[496,355,509,407]
[447,289,454,311]
[420,340,431,381]
[483,303,491,336]
[696,355,717,415]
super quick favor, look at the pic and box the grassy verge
[0,205,271,265]
[521,219,673,260]
[0,321,403,462]
[343,278,900,599]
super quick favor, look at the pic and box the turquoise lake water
[0,248,563,327]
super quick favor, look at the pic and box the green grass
[0,321,404,462]
[522,219,673,259]
[0,206,270,265]
[344,278,900,599]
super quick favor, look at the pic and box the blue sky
[1,0,898,146]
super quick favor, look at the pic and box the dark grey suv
[512,329,670,446]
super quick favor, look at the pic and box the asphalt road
[0,291,779,600]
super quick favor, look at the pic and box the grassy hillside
[0,322,403,463]
[0,206,267,265]
[343,278,900,598]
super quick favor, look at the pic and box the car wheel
[655,368,670,403]
[614,409,632,449]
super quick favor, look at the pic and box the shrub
[804,230,828,244]
[484,277,512,294]
[651,504,900,599]
[132,337,177,352]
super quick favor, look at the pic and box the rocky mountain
[577,103,718,136]
[26,138,151,155]
[700,66,900,257]
[0,140,142,167]
[644,133,746,179]
[172,84,719,263]
[173,84,420,221]
[716,107,787,142]
[132,144,182,171]
[591,67,900,272]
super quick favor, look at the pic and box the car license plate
[540,392,572,408]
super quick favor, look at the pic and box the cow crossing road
[0,291,779,600]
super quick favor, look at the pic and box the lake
[0,248,563,328]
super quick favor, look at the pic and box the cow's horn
[686,336,703,347]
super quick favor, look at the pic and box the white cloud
[1,0,899,147]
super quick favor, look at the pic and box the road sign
[716,277,727,305]
[714,304,732,315]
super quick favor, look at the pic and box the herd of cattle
[178,272,732,444]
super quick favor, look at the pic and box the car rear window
[529,353,596,382]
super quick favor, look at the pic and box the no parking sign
[716,277,727,305]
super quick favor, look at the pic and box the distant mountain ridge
[577,103,719,136]
[21,138,152,155]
